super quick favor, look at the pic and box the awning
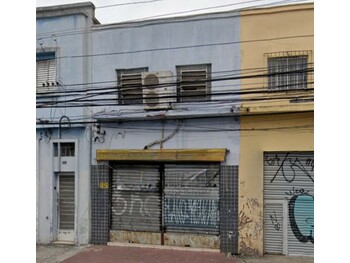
[96,148,227,162]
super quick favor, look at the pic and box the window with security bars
[268,56,308,91]
[177,64,211,102]
[36,51,57,93]
[117,67,148,105]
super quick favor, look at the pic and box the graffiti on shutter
[264,152,314,256]
[164,164,220,234]
[111,166,161,232]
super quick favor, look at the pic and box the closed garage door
[111,166,161,232]
[264,152,314,256]
[164,164,220,234]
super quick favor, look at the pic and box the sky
[36,0,313,24]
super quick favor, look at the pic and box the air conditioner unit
[142,71,176,110]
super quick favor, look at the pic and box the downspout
[37,132,42,243]
[58,116,70,172]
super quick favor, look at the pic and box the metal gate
[111,166,161,232]
[57,172,75,242]
[164,164,220,234]
[264,152,314,256]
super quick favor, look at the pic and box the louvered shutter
[120,73,143,104]
[36,59,57,92]
[180,69,208,102]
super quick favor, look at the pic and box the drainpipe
[37,133,42,243]
[58,116,70,172]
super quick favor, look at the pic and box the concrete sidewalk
[36,244,314,263]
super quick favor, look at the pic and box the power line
[36,62,314,94]
[122,0,309,23]
[37,109,314,125]
[55,34,313,60]
[36,85,314,108]
[36,67,314,102]
[36,0,311,39]
[96,0,165,9]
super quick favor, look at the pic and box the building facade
[238,3,314,256]
[36,2,98,245]
[36,1,314,257]
[88,9,242,253]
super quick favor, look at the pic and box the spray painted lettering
[266,153,314,183]
[112,194,158,218]
[269,211,280,231]
[164,198,219,228]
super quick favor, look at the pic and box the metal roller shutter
[59,173,75,230]
[264,152,314,256]
[111,166,161,232]
[164,164,220,234]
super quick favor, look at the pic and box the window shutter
[120,73,143,104]
[36,59,57,92]
[180,69,208,102]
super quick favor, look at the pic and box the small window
[116,67,148,105]
[176,64,211,102]
[54,143,75,157]
[36,51,57,93]
[268,56,308,91]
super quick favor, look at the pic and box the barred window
[268,56,308,91]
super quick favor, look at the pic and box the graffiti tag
[266,153,314,183]
[269,211,280,231]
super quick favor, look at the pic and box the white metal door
[57,173,75,242]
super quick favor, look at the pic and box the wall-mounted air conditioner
[141,71,176,110]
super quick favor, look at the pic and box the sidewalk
[36,243,314,263]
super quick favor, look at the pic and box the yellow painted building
[239,3,314,256]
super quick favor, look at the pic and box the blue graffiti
[288,193,314,244]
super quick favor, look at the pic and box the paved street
[37,244,314,263]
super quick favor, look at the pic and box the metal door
[264,152,314,256]
[57,172,75,242]
[111,166,161,232]
[164,164,220,234]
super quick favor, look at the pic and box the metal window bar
[268,56,308,91]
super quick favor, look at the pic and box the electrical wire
[54,34,313,60]
[36,68,314,107]
[96,0,165,9]
[36,0,311,39]
[36,62,314,95]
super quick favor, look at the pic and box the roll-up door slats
[59,174,75,230]
[111,166,161,232]
[264,152,314,256]
[164,164,220,234]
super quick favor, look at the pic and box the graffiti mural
[288,191,314,244]
[265,152,314,251]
